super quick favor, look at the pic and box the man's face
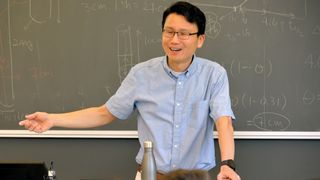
[162,13,205,68]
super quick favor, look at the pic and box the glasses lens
[163,30,173,38]
[178,32,189,40]
[162,29,195,40]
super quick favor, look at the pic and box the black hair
[162,169,211,180]
[162,1,206,35]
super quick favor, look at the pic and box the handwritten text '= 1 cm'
[248,112,291,131]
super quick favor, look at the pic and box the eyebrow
[163,27,193,32]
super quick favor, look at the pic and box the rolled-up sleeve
[105,68,137,120]
[210,68,235,121]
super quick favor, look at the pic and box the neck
[167,56,193,72]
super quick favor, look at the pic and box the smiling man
[19,1,240,180]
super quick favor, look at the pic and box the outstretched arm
[19,105,116,133]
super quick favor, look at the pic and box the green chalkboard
[0,0,319,132]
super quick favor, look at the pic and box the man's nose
[171,32,180,42]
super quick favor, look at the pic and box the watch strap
[220,159,236,171]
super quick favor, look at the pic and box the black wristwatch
[220,159,236,171]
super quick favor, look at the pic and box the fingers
[19,120,32,128]
[25,112,38,120]
[19,112,51,133]
[218,175,239,180]
[33,125,44,133]
[217,171,240,180]
[19,112,38,128]
[19,113,38,126]
[18,120,27,126]
[19,119,36,131]
[217,174,231,180]
[19,119,45,133]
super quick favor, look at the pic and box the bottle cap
[144,140,153,148]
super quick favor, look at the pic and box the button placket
[171,75,185,168]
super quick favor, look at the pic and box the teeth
[170,48,181,51]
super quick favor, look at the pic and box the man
[19,1,240,180]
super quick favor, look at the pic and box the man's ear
[197,34,205,48]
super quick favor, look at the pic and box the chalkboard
[0,0,319,133]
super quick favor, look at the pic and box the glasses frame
[162,29,199,40]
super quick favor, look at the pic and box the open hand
[19,112,53,133]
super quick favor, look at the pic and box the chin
[167,52,182,59]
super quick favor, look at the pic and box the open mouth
[169,47,182,52]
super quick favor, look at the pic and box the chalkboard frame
[0,130,320,139]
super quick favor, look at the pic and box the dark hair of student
[162,1,206,35]
[162,169,211,180]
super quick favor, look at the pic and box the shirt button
[175,125,179,128]
[178,81,182,85]
[176,103,180,106]
[172,164,176,168]
[174,144,178,148]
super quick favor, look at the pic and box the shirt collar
[162,55,198,78]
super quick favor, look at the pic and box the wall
[1,138,320,180]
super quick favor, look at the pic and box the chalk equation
[193,0,308,42]
[228,58,272,78]
[205,12,221,40]
[232,93,287,110]
[248,112,291,131]
[12,38,34,52]
[305,54,320,70]
[80,1,113,13]
[80,0,168,14]
[302,90,320,105]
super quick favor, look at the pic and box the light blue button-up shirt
[106,55,235,173]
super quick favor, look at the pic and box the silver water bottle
[141,141,157,180]
[47,161,56,180]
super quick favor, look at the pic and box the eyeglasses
[162,29,199,40]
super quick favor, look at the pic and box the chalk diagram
[0,0,61,113]
[117,24,134,83]
[0,0,15,112]
[24,0,61,30]
[117,24,142,83]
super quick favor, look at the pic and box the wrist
[220,159,236,171]
[48,113,57,127]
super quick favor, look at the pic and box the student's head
[161,1,206,69]
[162,169,211,180]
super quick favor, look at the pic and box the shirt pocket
[184,100,210,129]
